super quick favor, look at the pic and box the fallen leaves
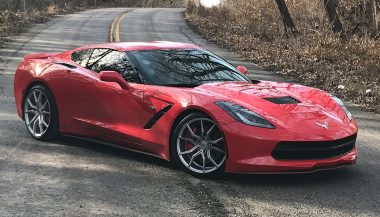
[185,1,380,112]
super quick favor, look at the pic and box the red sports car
[14,41,358,176]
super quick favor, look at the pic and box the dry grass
[0,4,83,45]
[0,0,185,45]
[185,0,380,112]
[0,9,49,44]
[129,0,185,7]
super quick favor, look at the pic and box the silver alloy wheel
[176,117,226,174]
[24,89,51,138]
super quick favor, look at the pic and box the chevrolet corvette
[14,41,358,176]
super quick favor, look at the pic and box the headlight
[215,101,275,129]
[331,95,353,121]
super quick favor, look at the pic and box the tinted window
[128,49,250,86]
[89,49,140,83]
[86,49,112,69]
[71,49,93,67]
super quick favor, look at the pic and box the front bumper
[221,121,358,174]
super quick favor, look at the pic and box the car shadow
[55,134,361,187]
[55,135,175,170]
[220,167,360,186]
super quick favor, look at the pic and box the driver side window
[88,49,141,83]
[71,49,93,67]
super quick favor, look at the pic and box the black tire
[23,84,59,141]
[171,112,226,178]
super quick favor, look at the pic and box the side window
[71,49,93,67]
[90,50,140,83]
[86,49,113,69]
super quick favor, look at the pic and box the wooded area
[0,0,378,111]
[0,0,184,10]
[262,0,379,36]
[186,0,380,112]
[0,0,184,43]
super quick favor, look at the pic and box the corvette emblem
[316,121,329,129]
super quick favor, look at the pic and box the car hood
[187,81,356,137]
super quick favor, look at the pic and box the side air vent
[144,104,173,129]
[263,96,300,104]
[54,62,77,69]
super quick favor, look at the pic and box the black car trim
[54,62,77,69]
[144,104,173,129]
[272,134,357,160]
[263,96,301,104]
[63,134,163,159]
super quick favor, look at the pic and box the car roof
[73,41,201,52]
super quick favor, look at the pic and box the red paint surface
[14,42,358,173]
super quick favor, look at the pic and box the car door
[87,49,148,148]
[67,48,146,149]
[52,48,102,136]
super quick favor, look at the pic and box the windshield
[128,49,250,86]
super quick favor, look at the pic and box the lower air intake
[272,134,357,160]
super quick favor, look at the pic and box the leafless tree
[274,0,298,36]
[323,0,344,34]
[371,0,379,34]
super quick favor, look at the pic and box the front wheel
[23,84,59,141]
[171,113,227,177]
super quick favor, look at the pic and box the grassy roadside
[185,1,380,113]
[0,0,185,47]
[0,5,84,46]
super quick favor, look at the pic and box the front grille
[272,134,357,160]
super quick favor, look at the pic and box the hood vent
[263,96,300,104]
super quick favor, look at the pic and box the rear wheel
[171,113,226,177]
[23,84,59,141]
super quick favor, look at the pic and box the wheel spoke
[208,137,223,144]
[27,99,37,110]
[206,124,215,138]
[25,110,37,114]
[201,151,206,173]
[37,90,42,106]
[33,91,38,105]
[25,89,52,137]
[200,120,204,138]
[177,117,226,174]
[188,150,201,168]
[27,114,38,127]
[209,146,225,154]
[186,124,200,139]
[32,117,39,133]
[179,145,198,155]
[41,116,49,128]
[38,118,44,134]
[179,136,197,145]
[207,150,218,166]
[42,111,51,115]
[40,101,48,110]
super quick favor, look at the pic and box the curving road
[0,8,379,217]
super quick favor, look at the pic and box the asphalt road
[0,8,379,217]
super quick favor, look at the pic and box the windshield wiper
[192,78,235,85]
[163,79,236,88]
[164,83,201,87]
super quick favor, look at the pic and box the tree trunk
[323,0,344,33]
[274,0,297,35]
[371,0,379,34]
[14,0,22,10]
